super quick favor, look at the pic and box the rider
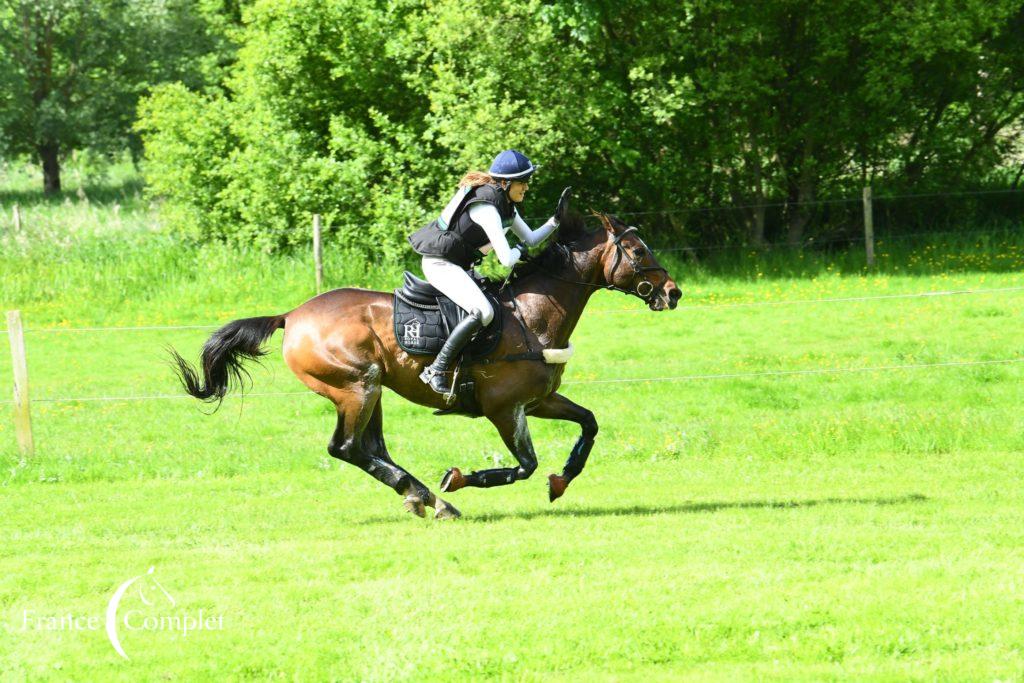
[408,149,567,396]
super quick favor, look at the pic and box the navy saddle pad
[393,271,503,356]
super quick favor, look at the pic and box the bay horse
[170,212,681,519]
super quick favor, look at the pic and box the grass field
[2,172,1024,679]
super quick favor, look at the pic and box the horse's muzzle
[648,285,681,311]
[667,286,681,309]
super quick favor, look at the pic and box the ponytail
[459,171,499,188]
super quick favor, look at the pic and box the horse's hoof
[434,500,462,520]
[548,474,568,503]
[440,467,466,493]
[403,495,426,518]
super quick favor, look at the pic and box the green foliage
[135,85,235,244]
[136,0,1024,254]
[138,0,433,254]
[0,0,240,191]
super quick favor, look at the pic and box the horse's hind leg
[326,386,435,518]
[362,400,460,520]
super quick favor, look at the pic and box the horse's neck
[513,243,605,349]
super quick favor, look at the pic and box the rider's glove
[555,186,572,225]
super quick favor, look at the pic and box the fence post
[6,310,34,457]
[313,214,323,295]
[862,186,875,268]
[13,203,21,233]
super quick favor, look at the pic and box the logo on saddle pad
[403,321,422,346]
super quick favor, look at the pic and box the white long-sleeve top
[468,204,558,268]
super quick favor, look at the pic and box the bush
[137,0,1024,256]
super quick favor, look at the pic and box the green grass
[2,175,1024,679]
[4,457,1024,680]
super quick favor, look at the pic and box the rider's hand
[555,186,572,225]
[510,246,522,265]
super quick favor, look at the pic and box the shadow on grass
[361,492,928,525]
[0,177,145,208]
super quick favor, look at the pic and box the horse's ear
[593,211,622,236]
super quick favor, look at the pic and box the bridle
[493,220,672,363]
[607,226,669,302]
[504,225,669,306]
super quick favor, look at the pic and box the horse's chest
[532,365,564,401]
[546,365,565,393]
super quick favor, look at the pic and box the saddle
[393,271,503,358]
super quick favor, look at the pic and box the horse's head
[595,213,681,311]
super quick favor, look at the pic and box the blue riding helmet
[489,149,537,181]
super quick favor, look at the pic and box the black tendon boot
[419,311,483,396]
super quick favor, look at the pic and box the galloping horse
[171,212,681,518]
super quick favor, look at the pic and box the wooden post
[6,310,34,457]
[12,203,21,233]
[862,186,875,268]
[313,214,323,294]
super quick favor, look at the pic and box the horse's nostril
[669,288,682,301]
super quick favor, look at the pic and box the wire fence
[4,185,1024,441]
[593,285,1024,314]
[1,356,1020,406]
[3,283,1022,333]
[650,224,1024,253]
[610,187,1024,218]
[561,357,1024,385]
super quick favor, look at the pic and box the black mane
[508,210,596,282]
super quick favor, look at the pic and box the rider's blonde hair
[459,171,501,188]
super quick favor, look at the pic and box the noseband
[607,227,669,303]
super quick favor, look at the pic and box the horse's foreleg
[440,404,537,491]
[527,392,598,502]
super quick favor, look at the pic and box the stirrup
[420,365,454,396]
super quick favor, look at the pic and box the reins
[474,224,667,366]
[500,228,669,304]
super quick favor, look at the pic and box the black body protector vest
[408,184,517,269]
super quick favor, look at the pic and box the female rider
[408,149,569,396]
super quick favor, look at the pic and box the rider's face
[508,180,528,203]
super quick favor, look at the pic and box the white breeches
[420,256,495,325]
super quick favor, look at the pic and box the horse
[170,212,681,519]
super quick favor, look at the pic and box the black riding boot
[419,311,483,396]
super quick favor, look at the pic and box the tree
[138,0,1024,253]
[629,0,1024,244]
[0,0,236,193]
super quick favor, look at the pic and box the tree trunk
[40,142,61,194]
[749,205,767,247]
[747,151,766,247]
[785,176,814,246]
[1012,161,1024,190]
[784,141,816,246]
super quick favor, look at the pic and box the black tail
[169,315,285,408]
